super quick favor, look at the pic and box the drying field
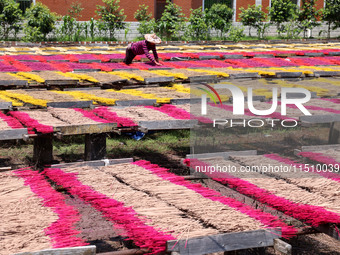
[0,41,340,255]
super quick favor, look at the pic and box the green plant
[269,0,297,37]
[89,17,95,40]
[137,19,156,38]
[322,0,340,38]
[239,5,267,37]
[60,15,76,41]
[206,3,233,39]
[96,0,126,40]
[297,0,320,38]
[156,0,186,41]
[186,7,209,40]
[228,26,245,42]
[0,0,22,40]
[134,4,152,22]
[68,1,84,19]
[24,2,57,41]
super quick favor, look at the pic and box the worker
[123,33,162,66]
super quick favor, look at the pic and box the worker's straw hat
[144,33,162,44]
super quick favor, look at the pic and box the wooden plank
[328,52,340,56]
[189,75,218,83]
[79,59,101,63]
[314,71,340,77]
[50,158,133,168]
[300,115,340,124]
[144,76,174,84]
[275,72,303,78]
[85,133,107,161]
[254,54,275,58]
[54,123,117,135]
[167,229,281,254]
[0,128,28,140]
[170,98,200,105]
[47,101,93,108]
[139,119,198,130]
[230,73,261,79]
[45,80,78,86]
[115,99,156,106]
[0,80,28,86]
[73,69,101,73]
[304,52,324,57]
[186,150,257,159]
[170,57,190,61]
[14,245,96,255]
[198,55,221,60]
[329,122,340,144]
[0,101,12,109]
[223,54,244,59]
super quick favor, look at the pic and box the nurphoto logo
[199,84,312,128]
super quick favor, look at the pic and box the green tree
[298,0,320,38]
[157,0,186,40]
[269,0,297,36]
[134,4,152,22]
[134,4,154,37]
[96,0,126,40]
[206,3,233,39]
[68,1,84,19]
[239,5,267,37]
[322,0,340,38]
[0,0,22,40]
[24,2,57,41]
[186,7,209,40]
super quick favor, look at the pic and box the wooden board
[189,75,218,83]
[54,123,117,135]
[300,144,340,152]
[46,101,93,108]
[275,72,303,78]
[143,77,174,84]
[167,229,281,254]
[300,115,340,124]
[115,99,156,106]
[0,101,12,109]
[0,80,28,86]
[14,245,96,255]
[0,128,28,140]
[229,73,261,79]
[50,157,133,168]
[45,80,78,86]
[139,119,198,130]
[314,71,340,77]
[186,150,257,159]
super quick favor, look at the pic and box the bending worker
[123,33,162,66]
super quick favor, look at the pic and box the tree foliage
[298,0,320,38]
[269,0,297,36]
[322,0,340,38]
[24,2,56,41]
[156,0,185,40]
[96,0,126,40]
[0,0,22,40]
[206,3,233,39]
[239,5,267,37]
[186,7,209,40]
[134,4,152,22]
[68,1,84,19]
